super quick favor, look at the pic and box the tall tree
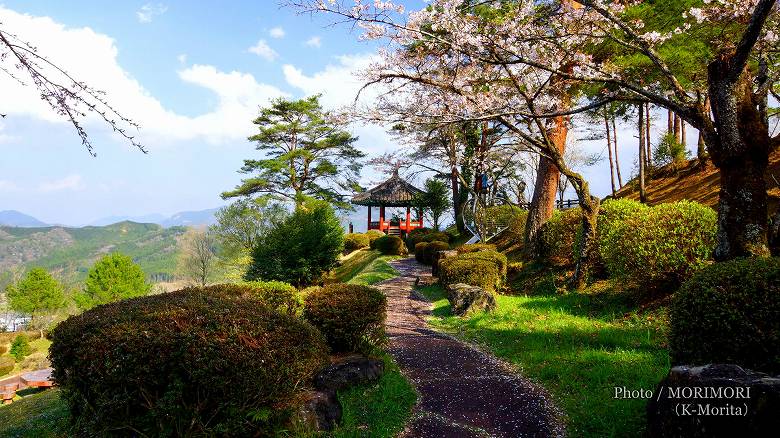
[638,103,648,203]
[415,178,452,230]
[222,95,364,208]
[6,268,65,335]
[605,110,617,194]
[78,253,151,310]
[612,115,623,187]
[177,228,219,287]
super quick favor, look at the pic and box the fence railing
[515,199,579,210]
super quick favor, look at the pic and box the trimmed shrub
[459,250,508,280]
[344,233,370,253]
[670,258,780,374]
[457,243,497,254]
[602,200,716,288]
[374,235,408,256]
[247,199,344,286]
[366,230,385,249]
[538,208,582,267]
[49,289,329,436]
[596,199,649,260]
[439,258,501,292]
[0,356,14,376]
[414,242,429,263]
[303,283,387,353]
[407,228,448,250]
[191,282,302,316]
[10,334,31,362]
[422,241,450,265]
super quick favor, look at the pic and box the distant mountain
[160,208,220,228]
[0,210,48,227]
[87,208,220,228]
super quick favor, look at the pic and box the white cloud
[177,53,187,64]
[137,3,168,23]
[305,36,322,48]
[248,39,278,61]
[0,7,287,146]
[269,27,285,38]
[39,174,84,192]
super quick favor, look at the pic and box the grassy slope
[0,389,68,438]
[328,249,401,286]
[418,279,669,437]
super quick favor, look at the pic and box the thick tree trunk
[638,103,647,203]
[451,167,465,233]
[645,102,652,165]
[674,114,682,144]
[524,116,566,255]
[612,116,623,187]
[605,112,616,194]
[573,194,600,290]
[708,61,771,259]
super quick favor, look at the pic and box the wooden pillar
[379,205,386,232]
[367,204,372,230]
[406,205,411,231]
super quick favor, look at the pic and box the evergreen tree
[415,179,452,230]
[78,253,151,309]
[6,267,65,333]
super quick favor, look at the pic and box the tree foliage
[78,253,152,310]
[177,228,219,287]
[222,95,364,208]
[415,178,452,230]
[6,267,65,320]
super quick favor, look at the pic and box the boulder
[314,355,385,392]
[297,390,341,431]
[432,250,458,277]
[647,364,780,437]
[446,283,496,316]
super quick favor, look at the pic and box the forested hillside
[0,221,184,286]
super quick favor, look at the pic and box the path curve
[379,258,565,438]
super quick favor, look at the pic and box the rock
[297,389,341,432]
[432,250,458,277]
[446,283,496,316]
[647,364,780,437]
[314,355,385,392]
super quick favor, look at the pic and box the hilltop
[615,149,780,213]
[0,221,184,286]
[0,211,48,227]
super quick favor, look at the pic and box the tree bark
[612,116,623,187]
[681,119,687,147]
[697,97,710,164]
[605,111,617,194]
[451,166,465,233]
[674,113,682,144]
[667,109,674,134]
[524,116,566,255]
[645,102,652,165]
[638,103,647,203]
[707,59,771,259]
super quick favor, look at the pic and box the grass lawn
[418,281,670,437]
[328,249,382,283]
[0,389,68,438]
[334,355,417,438]
[347,255,400,286]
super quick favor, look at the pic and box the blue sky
[0,1,699,227]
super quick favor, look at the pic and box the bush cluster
[459,251,508,279]
[188,281,302,316]
[457,243,497,254]
[374,235,408,255]
[414,242,429,263]
[422,241,450,265]
[303,283,387,354]
[344,233,370,253]
[670,258,780,374]
[366,230,386,249]
[49,289,329,436]
[10,334,31,362]
[0,356,14,376]
[538,208,582,267]
[439,258,501,292]
[601,200,716,288]
[406,228,448,251]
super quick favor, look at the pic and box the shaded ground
[379,258,564,437]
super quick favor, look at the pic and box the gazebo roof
[352,170,426,207]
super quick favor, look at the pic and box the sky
[0,1,702,227]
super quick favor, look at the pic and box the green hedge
[601,200,716,288]
[538,209,582,267]
[414,242,429,263]
[374,235,408,255]
[422,241,450,265]
[344,233,370,253]
[407,228,448,251]
[367,230,386,249]
[49,289,329,436]
[303,283,387,354]
[457,243,497,254]
[459,250,508,280]
[191,282,302,316]
[439,257,501,292]
[670,258,780,374]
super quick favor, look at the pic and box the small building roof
[352,170,426,207]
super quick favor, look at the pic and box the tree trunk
[667,109,674,134]
[573,194,600,290]
[645,102,652,165]
[524,116,566,255]
[697,97,710,164]
[638,103,647,203]
[674,114,682,143]
[681,120,687,147]
[708,60,771,259]
[451,167,465,233]
[612,116,623,187]
[605,112,616,195]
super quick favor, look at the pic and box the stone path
[379,258,565,438]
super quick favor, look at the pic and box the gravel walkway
[379,258,565,438]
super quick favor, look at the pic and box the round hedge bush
[407,228,448,250]
[0,356,13,376]
[374,235,408,255]
[414,242,429,263]
[422,241,450,265]
[344,233,370,253]
[439,258,501,292]
[303,283,387,354]
[191,281,302,316]
[459,250,508,280]
[457,243,497,254]
[538,208,582,267]
[601,200,716,288]
[670,257,780,374]
[366,230,386,249]
[49,289,329,436]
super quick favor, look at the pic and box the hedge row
[438,249,507,292]
[406,228,448,251]
[344,233,370,253]
[374,235,408,255]
[415,241,449,265]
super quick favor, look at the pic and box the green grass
[329,249,382,283]
[0,389,69,438]
[333,355,417,438]
[347,256,400,286]
[417,281,670,437]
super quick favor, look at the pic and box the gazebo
[352,170,426,236]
